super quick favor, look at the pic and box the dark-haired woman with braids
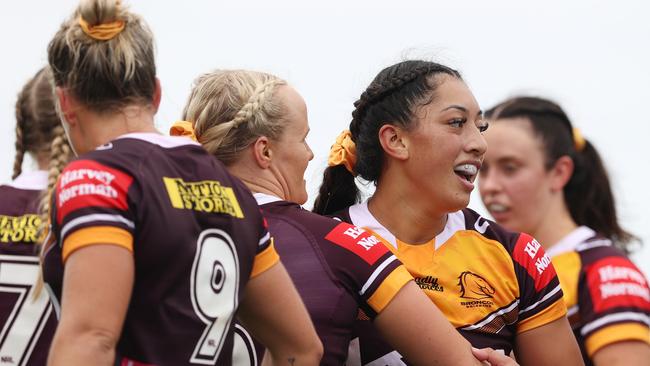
[41,0,322,365]
[0,67,68,366]
[478,96,650,365]
[314,60,584,366]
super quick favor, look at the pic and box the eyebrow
[441,105,484,117]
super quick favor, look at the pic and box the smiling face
[268,85,313,205]
[478,118,556,234]
[399,76,488,213]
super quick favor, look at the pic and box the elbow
[49,325,119,363]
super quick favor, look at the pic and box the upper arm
[592,340,650,366]
[374,281,481,366]
[514,316,584,366]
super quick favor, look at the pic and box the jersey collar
[6,170,48,190]
[545,226,596,257]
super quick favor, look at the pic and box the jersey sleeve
[53,159,136,261]
[323,222,413,318]
[511,233,567,333]
[250,212,280,278]
[578,255,650,357]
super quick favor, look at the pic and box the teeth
[488,203,508,213]
[454,164,477,176]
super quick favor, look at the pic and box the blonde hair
[182,70,287,165]
[48,0,156,113]
[13,68,63,179]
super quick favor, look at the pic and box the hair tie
[170,120,198,142]
[328,130,357,175]
[78,16,125,41]
[572,127,586,152]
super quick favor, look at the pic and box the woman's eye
[478,121,489,133]
[449,118,467,128]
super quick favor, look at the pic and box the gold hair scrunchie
[78,16,126,41]
[572,127,586,152]
[169,120,198,142]
[328,130,357,175]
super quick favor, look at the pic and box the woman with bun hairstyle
[313,60,584,366]
[41,1,321,365]
[0,67,69,365]
[170,69,518,366]
[478,96,650,365]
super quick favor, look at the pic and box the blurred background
[1,0,648,272]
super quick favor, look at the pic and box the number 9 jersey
[42,133,279,366]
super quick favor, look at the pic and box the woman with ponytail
[314,60,584,366]
[41,1,321,365]
[478,96,650,365]
[0,67,66,365]
[171,69,511,366]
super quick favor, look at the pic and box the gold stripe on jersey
[163,177,244,218]
[365,228,562,333]
[367,265,413,313]
[585,322,650,356]
[250,241,280,278]
[517,296,567,333]
[0,214,41,243]
[552,251,581,316]
[62,226,133,261]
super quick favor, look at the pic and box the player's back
[0,170,57,365]
[43,133,272,365]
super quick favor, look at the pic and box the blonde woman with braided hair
[0,66,68,365]
[171,69,521,366]
[41,1,321,365]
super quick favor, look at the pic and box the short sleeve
[54,159,136,261]
[578,255,650,356]
[511,233,567,333]
[323,222,413,318]
[250,212,280,278]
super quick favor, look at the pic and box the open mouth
[486,203,508,213]
[453,163,478,183]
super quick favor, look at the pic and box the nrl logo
[458,271,496,300]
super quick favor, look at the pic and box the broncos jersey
[546,226,650,365]
[0,170,56,366]
[234,193,413,365]
[42,133,279,366]
[337,202,566,365]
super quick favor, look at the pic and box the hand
[472,347,519,366]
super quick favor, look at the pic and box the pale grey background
[1,0,648,273]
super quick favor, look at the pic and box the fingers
[472,347,518,366]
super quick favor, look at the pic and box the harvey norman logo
[163,177,244,218]
[325,223,389,265]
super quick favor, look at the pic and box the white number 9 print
[190,229,241,365]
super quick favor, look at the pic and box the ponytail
[312,165,360,215]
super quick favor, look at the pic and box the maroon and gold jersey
[547,226,650,365]
[235,193,413,365]
[338,202,566,365]
[0,170,56,366]
[41,133,279,366]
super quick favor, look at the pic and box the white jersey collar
[348,200,466,250]
[114,132,201,148]
[6,170,48,190]
[253,192,283,206]
[546,226,596,257]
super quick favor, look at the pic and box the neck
[369,176,447,245]
[77,105,158,153]
[532,198,578,249]
[227,161,286,201]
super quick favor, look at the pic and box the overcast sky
[1,0,648,273]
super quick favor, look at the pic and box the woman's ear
[152,78,162,112]
[550,155,574,192]
[252,136,272,169]
[55,87,77,126]
[378,124,409,160]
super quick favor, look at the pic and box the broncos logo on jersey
[458,271,495,300]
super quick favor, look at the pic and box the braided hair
[313,60,461,215]
[13,68,62,179]
[182,70,287,165]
